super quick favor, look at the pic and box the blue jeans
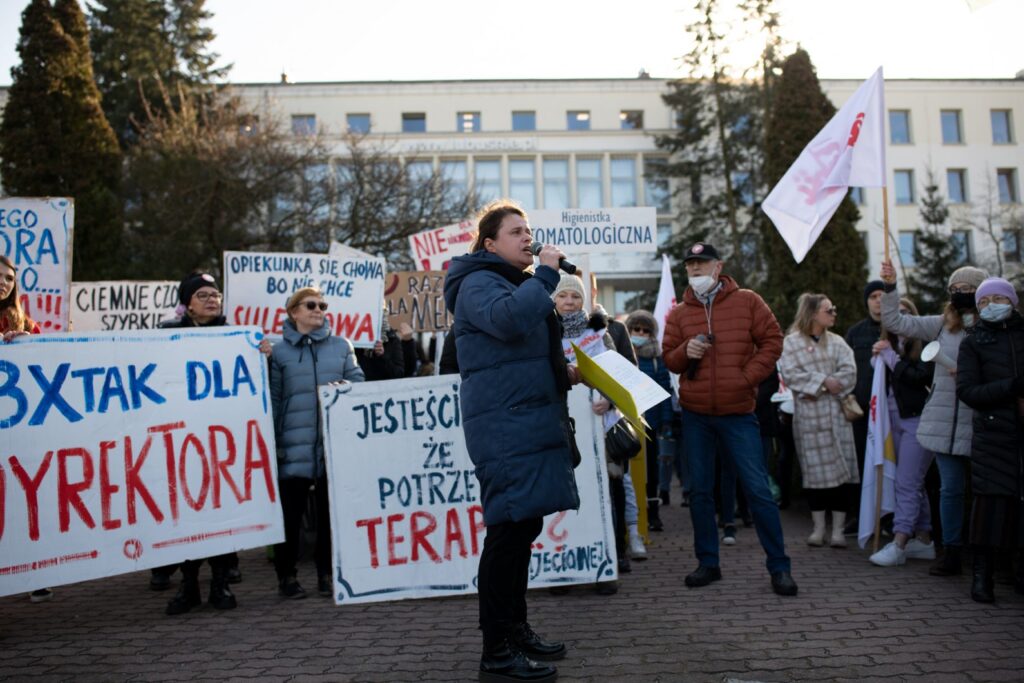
[681,408,791,574]
[935,452,967,547]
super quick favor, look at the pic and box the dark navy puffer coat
[443,251,580,526]
[956,311,1024,498]
[270,319,365,480]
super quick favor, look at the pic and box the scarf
[483,260,570,395]
[560,310,590,338]
[634,338,660,359]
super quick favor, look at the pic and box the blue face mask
[630,335,649,347]
[979,303,1013,322]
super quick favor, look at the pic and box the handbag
[840,394,864,422]
[605,419,642,465]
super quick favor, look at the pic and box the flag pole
[873,184,892,552]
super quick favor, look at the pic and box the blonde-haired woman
[270,287,364,599]
[779,293,859,548]
[0,255,40,341]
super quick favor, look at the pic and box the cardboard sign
[529,208,657,254]
[70,281,179,331]
[384,271,451,333]
[0,328,284,596]
[328,241,375,260]
[320,376,615,604]
[222,251,386,349]
[407,220,476,271]
[0,197,74,332]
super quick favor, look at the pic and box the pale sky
[0,0,1022,85]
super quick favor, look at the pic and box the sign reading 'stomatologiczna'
[0,328,284,597]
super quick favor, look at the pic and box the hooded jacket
[443,251,579,526]
[270,318,364,480]
[662,275,783,416]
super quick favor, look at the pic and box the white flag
[652,254,676,347]
[763,67,887,263]
[858,357,897,549]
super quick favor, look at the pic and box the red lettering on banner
[357,516,384,568]
[409,511,441,563]
[443,508,468,560]
[9,452,53,541]
[546,511,568,543]
[57,448,96,533]
[333,312,375,342]
[386,513,408,566]
[208,425,242,507]
[150,422,185,522]
[178,433,210,511]
[243,420,275,503]
[98,440,122,530]
[468,504,485,556]
[124,434,163,525]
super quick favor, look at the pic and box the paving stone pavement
[2,490,1023,683]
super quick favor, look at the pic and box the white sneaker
[869,541,906,567]
[629,533,647,560]
[904,538,936,560]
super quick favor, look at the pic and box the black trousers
[644,427,660,503]
[274,476,332,581]
[478,517,543,647]
[180,553,235,579]
[609,476,627,558]
[804,483,858,513]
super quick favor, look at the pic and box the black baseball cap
[683,243,721,262]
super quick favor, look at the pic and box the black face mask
[951,291,976,311]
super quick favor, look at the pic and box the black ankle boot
[165,576,201,615]
[480,638,557,682]
[208,568,237,610]
[929,546,963,576]
[509,623,566,661]
[971,548,995,603]
[648,499,664,532]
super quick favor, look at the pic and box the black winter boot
[929,546,963,576]
[480,637,557,682]
[165,575,201,615]
[648,499,664,532]
[970,547,995,604]
[208,567,238,610]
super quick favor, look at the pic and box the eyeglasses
[301,301,329,311]
[629,327,652,334]
[948,285,974,294]
[194,292,223,302]
[824,307,838,315]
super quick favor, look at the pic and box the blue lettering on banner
[227,254,313,274]
[528,541,611,579]
[532,225,653,248]
[186,355,257,401]
[352,385,461,439]
[377,469,478,510]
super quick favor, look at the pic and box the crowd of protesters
[5,199,1024,683]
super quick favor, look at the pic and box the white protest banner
[0,197,73,332]
[383,271,452,333]
[407,219,476,271]
[70,281,179,331]
[321,377,615,604]
[328,241,375,260]
[223,251,385,348]
[0,328,283,597]
[529,208,657,254]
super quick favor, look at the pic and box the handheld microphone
[530,242,577,274]
[687,334,708,380]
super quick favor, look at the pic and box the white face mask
[979,303,1013,323]
[690,275,717,296]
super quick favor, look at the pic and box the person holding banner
[779,293,859,549]
[271,287,365,599]
[879,260,988,576]
[955,277,1024,603]
[443,200,579,683]
[0,255,40,340]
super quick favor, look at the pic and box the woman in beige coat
[779,293,859,548]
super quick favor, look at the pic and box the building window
[238,114,259,136]
[610,157,637,207]
[657,223,672,247]
[1004,229,1023,263]
[997,168,1019,203]
[894,170,915,205]
[941,110,963,144]
[543,159,569,209]
[474,159,501,203]
[576,158,604,208]
[644,158,670,214]
[889,110,911,144]
[405,160,433,213]
[947,169,967,204]
[732,171,754,207]
[952,230,972,265]
[509,159,536,209]
[849,187,865,205]
[567,111,590,131]
[512,111,536,132]
[346,113,370,134]
[402,113,426,133]
[291,114,316,136]
[440,160,467,204]
[991,109,1014,144]
[620,110,644,130]
[458,112,480,133]
[898,231,917,267]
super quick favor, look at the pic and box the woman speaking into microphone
[443,200,581,683]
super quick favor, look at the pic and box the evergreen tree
[908,174,961,314]
[758,49,867,329]
[0,0,123,280]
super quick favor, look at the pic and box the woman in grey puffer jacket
[879,260,988,575]
[270,287,365,599]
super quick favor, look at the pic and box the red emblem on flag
[847,112,865,147]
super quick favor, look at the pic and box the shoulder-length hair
[469,200,527,253]
[889,296,924,361]
[0,255,31,332]
[789,292,829,337]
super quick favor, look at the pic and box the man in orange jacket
[662,243,797,596]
